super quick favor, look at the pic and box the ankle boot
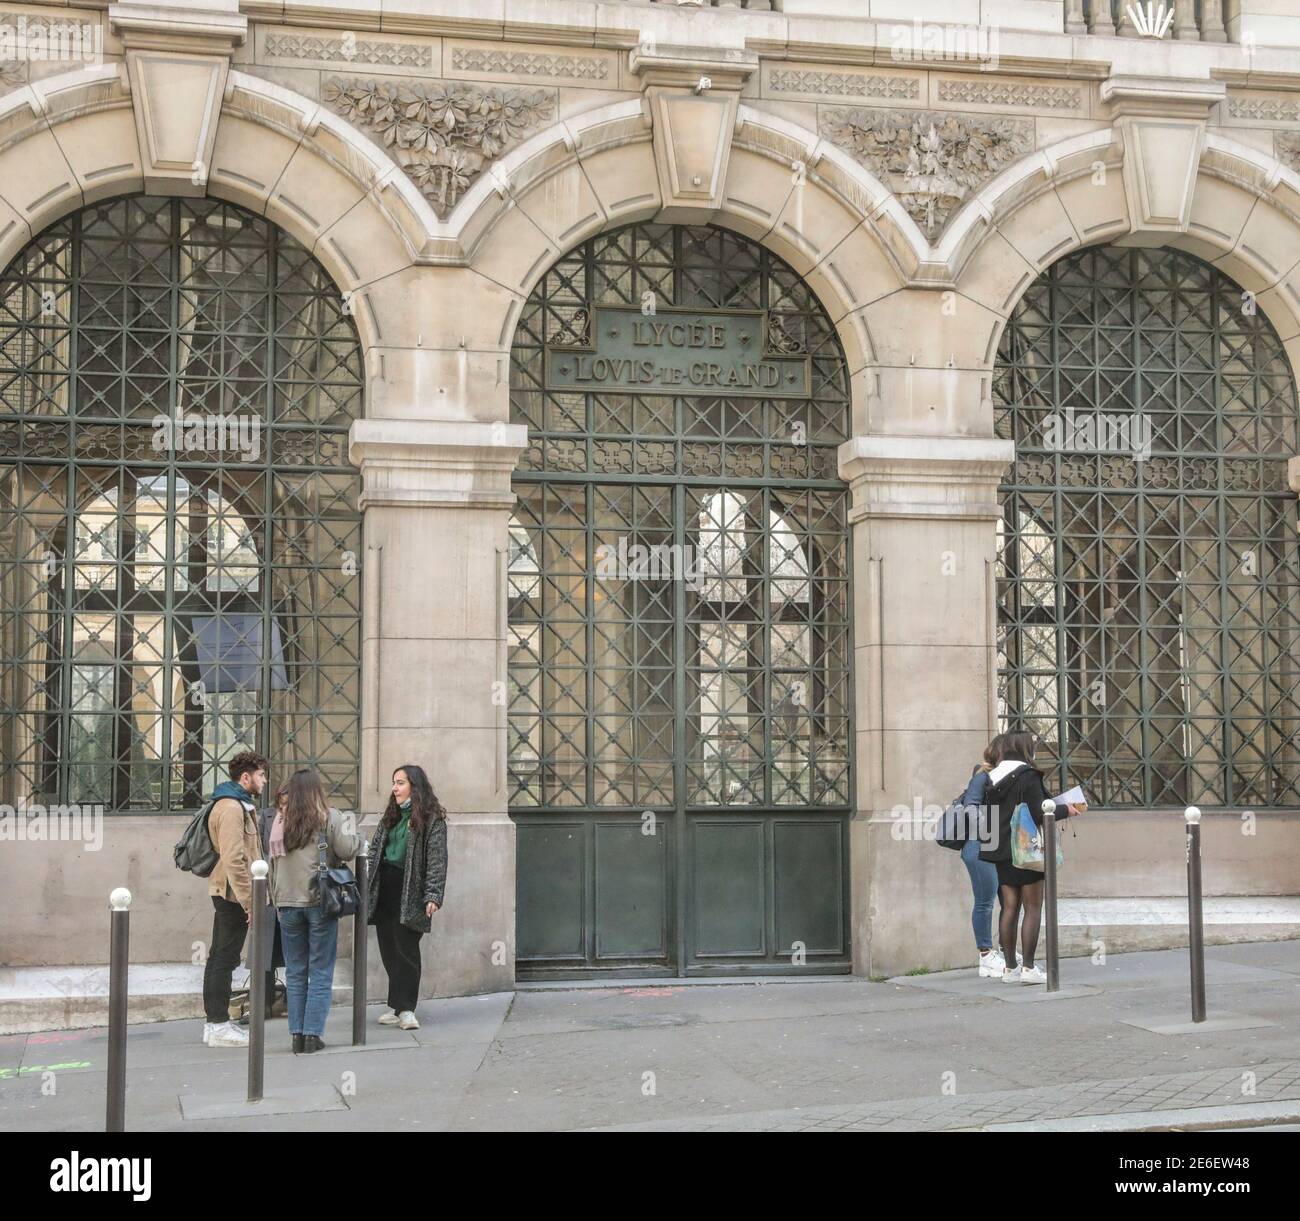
[292,1034,305,1054]
[302,1035,325,1054]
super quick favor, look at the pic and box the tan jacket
[269,807,363,908]
[207,796,263,911]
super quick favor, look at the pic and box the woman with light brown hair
[268,769,362,1053]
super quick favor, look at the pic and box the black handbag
[312,830,360,919]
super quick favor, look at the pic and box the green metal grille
[508,223,852,813]
[0,195,364,813]
[994,244,1300,809]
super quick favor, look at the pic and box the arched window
[994,244,1300,808]
[0,195,364,812]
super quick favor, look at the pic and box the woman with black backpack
[979,730,1085,984]
[367,764,448,1030]
[268,769,363,1053]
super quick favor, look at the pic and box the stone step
[1057,896,1300,956]
[0,962,354,1036]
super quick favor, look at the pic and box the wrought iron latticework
[508,223,852,814]
[0,195,364,813]
[994,244,1300,809]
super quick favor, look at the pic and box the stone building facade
[1,0,1299,994]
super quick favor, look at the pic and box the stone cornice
[1100,75,1226,121]
[838,434,1015,522]
[232,4,1300,92]
[349,418,529,511]
[110,2,247,54]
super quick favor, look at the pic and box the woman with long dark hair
[367,764,448,1029]
[978,730,1084,983]
[268,769,362,1052]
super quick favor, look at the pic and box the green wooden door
[507,224,853,978]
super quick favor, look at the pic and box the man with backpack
[200,750,268,1047]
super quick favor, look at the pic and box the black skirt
[996,860,1044,888]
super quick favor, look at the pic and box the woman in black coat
[979,730,1084,983]
[366,764,448,1030]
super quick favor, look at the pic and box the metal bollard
[106,887,131,1132]
[1186,805,1206,1023]
[352,841,369,1046]
[247,860,269,1102]
[1041,799,1059,992]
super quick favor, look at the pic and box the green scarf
[384,799,412,865]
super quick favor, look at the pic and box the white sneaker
[377,1010,400,1026]
[978,950,1005,978]
[202,1022,216,1045]
[1001,965,1023,983]
[1020,965,1047,985]
[206,1021,250,1047]
[397,1010,420,1030]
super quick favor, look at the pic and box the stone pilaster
[349,417,528,999]
[838,434,1014,977]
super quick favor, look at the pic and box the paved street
[3,941,1299,1132]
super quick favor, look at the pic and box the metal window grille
[0,195,364,813]
[994,244,1300,808]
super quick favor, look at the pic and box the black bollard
[1042,800,1059,992]
[247,860,268,1102]
[106,887,131,1132]
[353,841,369,1046]
[1186,806,1206,1023]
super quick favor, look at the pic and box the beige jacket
[207,796,263,912]
[269,808,363,908]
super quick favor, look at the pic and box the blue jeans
[277,905,339,1037]
[960,837,998,952]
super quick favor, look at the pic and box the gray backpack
[173,798,220,877]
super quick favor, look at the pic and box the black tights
[998,881,1044,969]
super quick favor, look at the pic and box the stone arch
[439,99,919,434]
[949,127,1300,382]
[0,63,445,358]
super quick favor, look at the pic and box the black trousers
[374,861,423,1013]
[203,895,248,1024]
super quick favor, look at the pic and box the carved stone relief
[937,78,1082,112]
[768,67,919,102]
[1228,96,1300,123]
[1277,131,1300,174]
[449,47,609,82]
[820,108,1033,239]
[265,33,434,69]
[323,76,556,217]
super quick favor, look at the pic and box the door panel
[594,818,670,961]
[508,222,853,979]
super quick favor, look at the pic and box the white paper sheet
[1050,785,1086,807]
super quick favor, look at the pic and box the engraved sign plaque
[545,305,811,398]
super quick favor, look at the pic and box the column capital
[348,418,529,512]
[837,434,1014,522]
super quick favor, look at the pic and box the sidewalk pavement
[2,940,1298,1132]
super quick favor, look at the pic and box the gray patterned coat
[366,813,447,934]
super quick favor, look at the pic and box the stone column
[349,417,528,1000]
[839,434,1013,978]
